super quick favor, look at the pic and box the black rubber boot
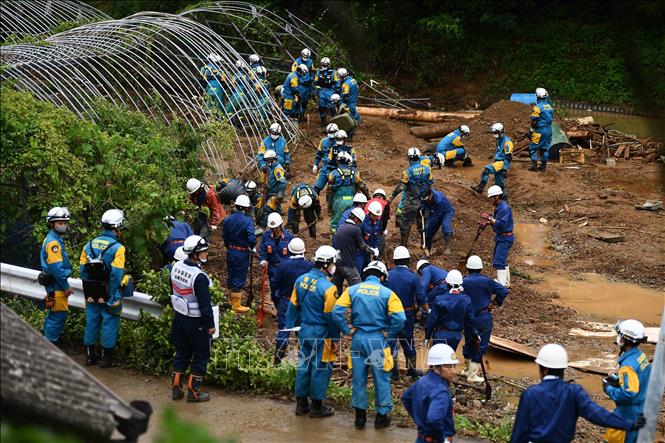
[186,374,210,402]
[375,413,391,429]
[538,161,547,171]
[99,347,113,368]
[172,372,184,400]
[443,235,453,255]
[470,184,484,194]
[84,345,98,367]
[390,365,400,381]
[406,355,423,379]
[309,399,334,418]
[295,397,310,416]
[354,408,367,429]
[462,155,473,167]
[528,160,538,171]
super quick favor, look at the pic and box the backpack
[82,240,117,301]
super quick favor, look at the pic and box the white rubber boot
[466,362,485,383]
[505,266,511,287]
[497,269,509,287]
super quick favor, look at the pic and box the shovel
[419,209,428,255]
[246,253,255,308]
[475,339,492,401]
[257,265,268,327]
[457,224,487,270]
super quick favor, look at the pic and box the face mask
[54,225,68,234]
[270,134,279,140]
[336,140,344,145]
[198,256,208,264]
[327,133,335,139]
[494,133,500,139]
[326,264,336,276]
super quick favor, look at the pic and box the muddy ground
[202,107,664,441]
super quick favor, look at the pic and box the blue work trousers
[529,129,552,162]
[463,310,492,363]
[44,310,68,343]
[295,323,333,400]
[480,166,507,192]
[172,313,211,375]
[268,265,280,305]
[351,330,393,415]
[493,235,514,270]
[275,297,293,350]
[226,248,249,291]
[84,302,120,348]
[425,208,455,249]
[389,311,417,358]
[431,330,462,352]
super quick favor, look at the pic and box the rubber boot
[443,235,453,255]
[186,374,210,402]
[390,364,400,381]
[470,184,484,194]
[172,371,184,400]
[462,155,473,167]
[354,408,367,429]
[375,413,391,429]
[230,291,250,313]
[295,397,310,416]
[309,399,334,418]
[99,347,114,368]
[497,269,509,287]
[406,355,423,379]
[538,161,547,172]
[84,345,98,367]
[400,224,411,247]
[467,362,485,383]
[528,160,538,171]
[505,266,511,287]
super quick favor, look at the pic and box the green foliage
[156,408,237,443]
[0,421,83,443]
[456,415,513,443]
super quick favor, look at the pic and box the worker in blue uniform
[603,319,651,443]
[326,129,357,169]
[529,87,555,172]
[248,53,262,71]
[161,216,194,265]
[339,194,368,228]
[312,123,339,193]
[472,122,514,195]
[385,246,428,381]
[285,245,340,418]
[273,238,314,364]
[313,57,340,127]
[291,48,314,117]
[170,235,216,403]
[333,261,406,430]
[462,255,509,383]
[420,188,455,256]
[257,123,290,175]
[282,64,308,118]
[260,212,294,306]
[200,53,227,111]
[510,343,644,443]
[416,260,448,306]
[80,209,126,368]
[481,185,514,286]
[40,207,74,345]
[402,343,459,443]
[222,195,256,314]
[338,68,361,134]
[286,183,321,239]
[436,125,472,167]
[354,200,383,276]
[258,150,287,227]
[327,151,369,234]
[425,270,477,352]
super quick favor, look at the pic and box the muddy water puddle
[513,223,554,267]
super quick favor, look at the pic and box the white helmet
[351,207,366,223]
[269,122,282,134]
[235,59,244,68]
[46,206,71,222]
[466,255,483,270]
[288,237,306,255]
[326,122,339,136]
[186,178,203,194]
[330,93,341,104]
[335,129,348,140]
[235,194,251,208]
[459,125,470,136]
[207,53,222,63]
[337,67,348,78]
[300,48,311,59]
[393,246,410,260]
[267,212,283,228]
[436,152,445,165]
[407,147,421,158]
[490,122,504,134]
[173,246,187,261]
[535,87,549,99]
[416,259,430,273]
[320,56,331,66]
[445,270,463,286]
[254,65,267,76]
[298,195,313,209]
[353,193,368,204]
[367,201,383,216]
[427,343,459,366]
[297,64,309,75]
[614,319,646,342]
[183,234,209,254]
[487,185,503,198]
[264,149,278,160]
[535,343,568,369]
[337,151,350,164]
[363,260,388,277]
[101,209,124,229]
[245,180,257,192]
[249,53,260,64]
[314,245,338,264]
[373,188,387,199]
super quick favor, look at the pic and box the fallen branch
[357,106,479,123]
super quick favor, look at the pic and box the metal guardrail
[0,263,163,320]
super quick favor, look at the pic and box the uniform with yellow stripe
[281,71,302,117]
[478,134,514,192]
[200,62,227,111]
[285,268,340,401]
[257,134,290,171]
[80,230,126,349]
[327,164,367,234]
[435,129,467,164]
[603,347,651,443]
[332,275,406,415]
[41,229,72,342]
[529,99,554,164]
[259,161,287,227]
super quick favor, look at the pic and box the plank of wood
[614,145,625,157]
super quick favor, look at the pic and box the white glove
[371,248,379,258]
[250,248,257,254]
[260,260,268,268]
[312,164,318,174]
[383,229,388,236]
[211,225,218,230]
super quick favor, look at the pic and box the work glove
[371,247,379,258]
[250,247,257,254]
[44,294,55,309]
[312,164,318,174]
[383,229,388,236]
[476,335,482,344]
[211,225,218,231]
[480,211,492,221]
[630,413,646,431]
[260,260,268,268]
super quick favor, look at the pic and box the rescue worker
[41,207,73,345]
[333,261,406,430]
[425,270,477,352]
[339,193,368,227]
[186,177,226,240]
[313,57,340,127]
[355,201,383,275]
[402,344,458,443]
[472,123,513,194]
[258,150,287,227]
[312,123,339,194]
[603,319,651,443]
[332,207,378,293]
[216,177,247,205]
[273,238,314,364]
[389,147,433,247]
[257,123,290,176]
[510,344,645,443]
[222,195,256,314]
[200,53,226,111]
[286,182,321,238]
[481,185,514,286]
[365,188,390,256]
[416,259,448,305]
[436,125,472,167]
[80,209,126,368]
[529,87,554,172]
[420,188,455,256]
[259,212,294,305]
[225,60,250,114]
[244,180,261,226]
[462,255,509,383]
[327,129,357,168]
[164,246,187,272]
[282,64,308,118]
[161,216,194,265]
[291,48,314,116]
[385,246,428,381]
[248,53,262,71]
[285,245,340,418]
[337,68,360,135]
[169,235,216,403]
[327,151,369,234]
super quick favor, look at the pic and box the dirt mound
[464,100,532,159]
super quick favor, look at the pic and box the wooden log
[614,145,625,157]
[409,122,461,139]
[566,130,591,138]
[357,106,480,123]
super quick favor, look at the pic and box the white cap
[427,343,459,365]
[351,207,365,222]
[363,260,388,277]
[615,319,646,341]
[466,255,483,270]
[173,246,187,261]
[373,188,387,198]
[536,87,549,99]
[445,270,463,286]
[267,212,283,228]
[264,149,277,160]
[459,125,470,135]
[186,178,203,194]
[393,246,410,260]
[235,194,251,208]
[314,245,338,263]
[535,343,568,369]
[487,185,503,197]
[367,201,383,216]
[298,195,313,209]
[47,207,71,222]
[353,193,368,204]
[101,209,124,228]
[416,259,430,272]
[288,237,306,255]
